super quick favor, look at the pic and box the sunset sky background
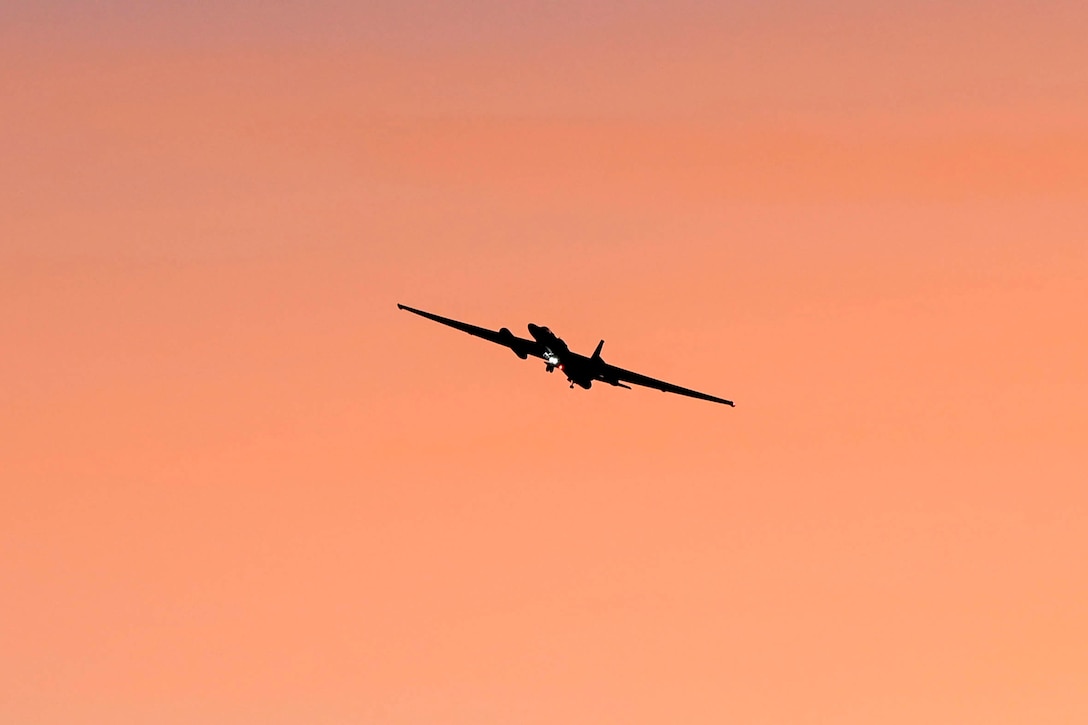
[2,2,1086,723]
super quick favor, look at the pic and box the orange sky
[2,3,1087,723]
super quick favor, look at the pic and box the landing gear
[546,364,555,373]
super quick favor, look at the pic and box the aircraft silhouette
[398,303,734,406]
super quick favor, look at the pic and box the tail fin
[592,339,605,360]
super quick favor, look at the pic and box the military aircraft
[397,303,734,406]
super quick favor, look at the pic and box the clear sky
[2,2,1086,723]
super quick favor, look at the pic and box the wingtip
[396,303,406,310]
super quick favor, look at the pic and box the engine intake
[499,327,529,359]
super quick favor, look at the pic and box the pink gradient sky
[2,2,1086,723]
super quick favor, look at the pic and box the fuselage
[527,323,597,389]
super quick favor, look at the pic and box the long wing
[397,303,546,360]
[599,361,735,406]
